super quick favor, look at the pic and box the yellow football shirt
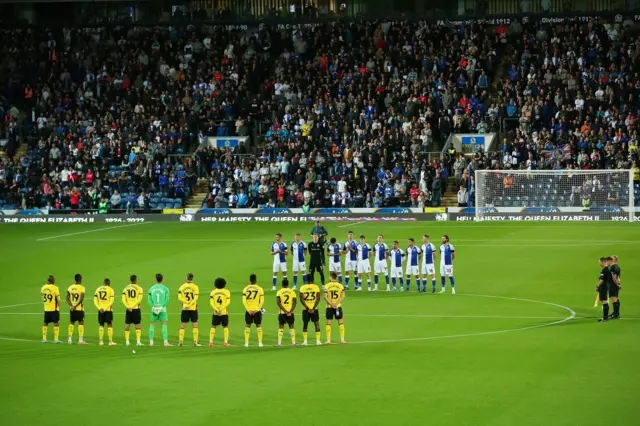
[242,284,264,312]
[67,284,86,311]
[122,284,144,309]
[325,282,344,308]
[94,286,115,311]
[41,284,60,312]
[299,283,321,310]
[210,288,231,315]
[178,282,199,311]
[276,288,297,314]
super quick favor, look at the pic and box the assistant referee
[307,234,325,287]
[609,255,621,319]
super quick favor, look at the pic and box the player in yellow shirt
[242,273,265,347]
[299,281,322,346]
[178,273,200,346]
[209,277,231,347]
[66,273,87,344]
[94,278,116,346]
[324,272,346,344]
[41,275,62,343]
[122,274,144,347]
[276,279,297,347]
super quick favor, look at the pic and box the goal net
[474,170,636,222]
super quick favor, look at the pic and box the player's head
[360,234,366,243]
[130,274,137,284]
[282,278,289,288]
[611,255,618,264]
[74,273,82,284]
[313,233,319,242]
[606,256,613,265]
[442,234,450,244]
[423,234,430,243]
[47,275,55,284]
[275,232,282,242]
[315,220,321,227]
[295,233,301,242]
[393,240,399,249]
[155,273,163,283]
[408,237,414,246]
[330,271,338,281]
[377,234,383,243]
[103,278,111,287]
[249,274,257,284]
[599,257,607,267]
[348,231,354,240]
[214,278,227,289]
[330,237,337,244]
[186,273,194,282]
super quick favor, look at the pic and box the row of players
[271,232,457,294]
[39,272,346,347]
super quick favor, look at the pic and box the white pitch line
[337,221,367,228]
[36,222,148,241]
[0,302,41,310]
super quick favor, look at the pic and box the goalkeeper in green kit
[148,273,173,347]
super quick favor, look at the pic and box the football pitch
[0,221,638,426]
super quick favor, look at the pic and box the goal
[474,170,636,221]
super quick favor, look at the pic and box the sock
[54,326,59,341]
[614,301,620,316]
[107,327,113,342]
[99,326,104,341]
[244,327,250,344]
[392,277,396,287]
[223,327,229,343]
[406,278,411,289]
[338,274,342,284]
[278,329,284,345]
[135,329,141,343]
[355,276,359,288]
[125,330,130,342]
[179,328,185,342]
[257,327,263,344]
[302,274,308,284]
[385,275,389,285]
[303,331,308,342]
[68,324,75,338]
[450,276,455,289]
[422,279,427,290]
[441,276,446,289]
[316,331,321,342]
[79,325,84,340]
[42,325,48,340]
[193,328,199,343]
[345,277,350,287]
[293,275,298,287]
[149,324,155,342]
[368,279,372,288]
[374,275,379,285]
[326,325,332,341]
[210,327,216,342]
[432,279,436,291]
[290,329,296,344]
[603,304,609,320]
[399,277,404,287]
[272,277,277,287]
[161,324,168,342]
[339,324,345,341]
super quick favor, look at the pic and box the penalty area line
[36,222,149,241]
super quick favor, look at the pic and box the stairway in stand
[185,179,210,209]
[440,178,460,208]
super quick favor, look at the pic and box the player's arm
[257,290,265,310]
[122,291,129,309]
[66,291,73,308]
[242,290,251,312]
[611,270,620,287]
[323,289,337,309]
[162,288,170,308]
[106,289,115,310]
[276,295,286,313]
[313,290,321,311]
[177,286,186,304]
[193,287,200,305]
[136,287,144,307]
[55,288,61,308]
[147,291,154,307]
[210,293,217,311]
[291,295,297,313]
[336,290,345,307]
[452,250,456,260]
[76,292,85,309]
[93,290,102,311]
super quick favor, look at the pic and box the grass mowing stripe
[35,222,148,241]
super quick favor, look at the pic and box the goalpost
[474,170,636,222]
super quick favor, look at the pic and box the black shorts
[325,307,344,320]
[608,284,620,298]
[212,315,229,327]
[278,313,295,327]
[44,311,60,324]
[181,310,199,323]
[69,310,85,323]
[98,311,114,326]
[598,286,609,302]
[125,309,142,325]
[302,310,320,324]
[245,311,263,326]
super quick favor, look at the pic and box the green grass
[0,221,639,426]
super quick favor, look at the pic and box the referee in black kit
[307,234,325,288]
[609,255,621,319]
[596,257,613,322]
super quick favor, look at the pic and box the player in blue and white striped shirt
[439,235,456,294]
[343,231,359,290]
[421,234,437,293]
[373,235,390,291]
[389,241,404,291]
[405,238,421,292]
[327,237,343,284]
[356,235,372,291]
[271,233,288,291]
[290,233,307,290]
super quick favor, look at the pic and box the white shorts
[293,261,306,272]
[390,266,403,278]
[273,262,287,273]
[345,260,357,272]
[422,264,435,276]
[405,265,419,276]
[357,261,371,274]
[329,261,341,273]
[374,260,388,274]
[440,264,453,277]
